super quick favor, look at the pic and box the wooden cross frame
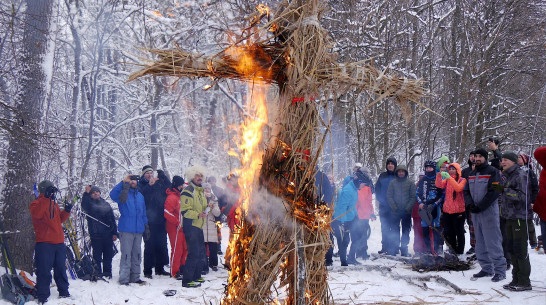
[129,1,425,304]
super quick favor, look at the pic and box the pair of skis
[62,195,108,283]
[0,220,36,304]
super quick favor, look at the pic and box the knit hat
[436,155,450,171]
[502,151,518,163]
[172,175,185,189]
[38,180,54,194]
[519,153,530,165]
[141,165,153,176]
[474,148,488,160]
[89,186,101,194]
[469,150,476,156]
[354,162,363,168]
[203,183,212,190]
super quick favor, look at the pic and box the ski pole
[77,210,110,228]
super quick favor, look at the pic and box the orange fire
[223,19,272,303]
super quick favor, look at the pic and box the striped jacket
[463,163,501,212]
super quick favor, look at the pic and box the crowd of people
[27,143,546,303]
[28,165,242,303]
[328,143,546,293]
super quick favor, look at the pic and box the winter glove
[440,172,450,180]
[467,203,481,213]
[491,182,504,193]
[64,201,73,213]
[119,182,130,203]
[157,169,168,181]
[143,225,151,241]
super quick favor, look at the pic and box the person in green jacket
[386,165,416,256]
[180,165,208,288]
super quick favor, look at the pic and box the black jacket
[81,192,118,239]
[315,171,334,206]
[139,174,171,225]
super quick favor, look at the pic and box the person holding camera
[110,175,149,286]
[81,185,119,279]
[30,180,72,303]
[138,165,171,278]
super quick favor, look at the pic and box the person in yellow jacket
[180,165,208,288]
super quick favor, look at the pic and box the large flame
[223,38,272,303]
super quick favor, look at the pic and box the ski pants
[325,232,334,265]
[166,226,187,277]
[348,218,370,259]
[331,220,351,265]
[207,242,218,268]
[500,217,512,264]
[182,225,205,284]
[143,222,169,274]
[90,237,114,276]
[379,205,394,251]
[389,212,411,255]
[412,216,426,253]
[443,212,466,254]
[471,203,506,276]
[423,226,442,254]
[34,242,69,302]
[118,232,143,284]
[505,219,531,286]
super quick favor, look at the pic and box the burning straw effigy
[129,1,426,304]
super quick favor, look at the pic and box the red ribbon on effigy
[291,96,315,105]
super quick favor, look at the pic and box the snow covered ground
[4,221,545,305]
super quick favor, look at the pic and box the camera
[130,175,140,181]
[44,186,59,199]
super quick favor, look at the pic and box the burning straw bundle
[128,0,426,304]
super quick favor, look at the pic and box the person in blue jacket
[416,160,444,255]
[332,169,368,266]
[110,175,150,286]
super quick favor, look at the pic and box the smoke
[246,187,294,229]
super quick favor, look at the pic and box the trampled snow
[3,221,545,304]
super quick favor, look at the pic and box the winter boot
[509,284,532,291]
[182,281,201,288]
[503,281,517,290]
[155,268,170,276]
[491,274,506,282]
[471,270,493,279]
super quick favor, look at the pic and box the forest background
[0,0,544,272]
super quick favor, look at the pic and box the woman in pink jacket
[437,163,467,254]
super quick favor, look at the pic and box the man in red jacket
[533,146,546,254]
[29,180,72,304]
[164,176,187,278]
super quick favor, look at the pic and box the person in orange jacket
[437,163,467,254]
[29,180,72,304]
[164,176,187,278]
